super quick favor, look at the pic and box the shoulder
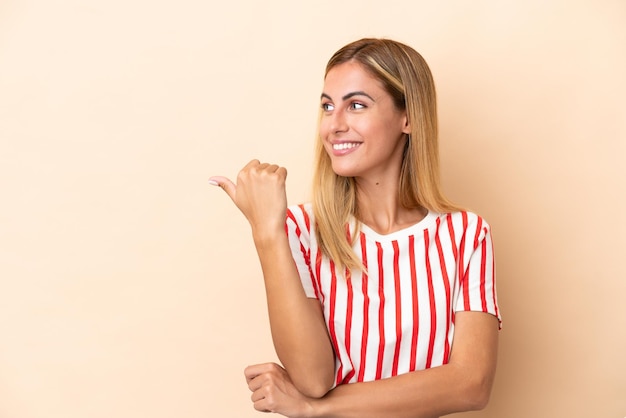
[441,210,490,227]
[287,203,314,223]
[435,210,492,241]
[286,203,316,235]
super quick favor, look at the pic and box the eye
[321,102,334,111]
[350,102,366,110]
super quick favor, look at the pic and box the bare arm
[246,311,499,417]
[210,160,335,397]
[254,229,335,397]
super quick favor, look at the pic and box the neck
[355,177,426,235]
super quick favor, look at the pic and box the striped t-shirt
[285,203,501,386]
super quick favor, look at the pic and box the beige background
[1,1,624,417]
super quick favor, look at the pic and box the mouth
[332,142,361,151]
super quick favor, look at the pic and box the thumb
[208,176,237,202]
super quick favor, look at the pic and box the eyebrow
[320,91,376,102]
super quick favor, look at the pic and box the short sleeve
[454,215,502,328]
[285,205,320,299]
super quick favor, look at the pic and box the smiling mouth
[332,142,360,150]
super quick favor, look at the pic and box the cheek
[350,119,375,138]
[318,119,330,138]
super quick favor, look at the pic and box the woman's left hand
[209,160,288,242]
[245,363,318,417]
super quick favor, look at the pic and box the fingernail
[208,180,219,186]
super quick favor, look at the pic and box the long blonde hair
[312,38,460,271]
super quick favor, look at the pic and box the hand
[245,363,317,417]
[209,159,288,239]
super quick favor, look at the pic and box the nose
[328,109,348,134]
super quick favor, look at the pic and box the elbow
[466,390,491,411]
[293,372,334,399]
[461,376,494,411]
[298,382,332,399]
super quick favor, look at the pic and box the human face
[319,61,410,181]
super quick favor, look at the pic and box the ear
[401,112,411,134]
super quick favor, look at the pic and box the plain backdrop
[1,1,625,417]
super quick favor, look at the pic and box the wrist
[251,224,287,248]
[307,397,325,418]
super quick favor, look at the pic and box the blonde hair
[312,38,460,271]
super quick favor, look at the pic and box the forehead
[323,61,386,96]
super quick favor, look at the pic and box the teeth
[333,142,360,150]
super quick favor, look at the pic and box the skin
[210,61,499,417]
[319,61,424,234]
[244,312,498,418]
[209,160,335,398]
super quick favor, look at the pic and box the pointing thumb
[208,176,237,202]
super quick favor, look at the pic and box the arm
[246,311,499,418]
[210,160,335,397]
[255,227,335,397]
[312,311,499,417]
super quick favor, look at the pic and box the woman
[209,38,501,418]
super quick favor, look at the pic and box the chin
[331,163,359,178]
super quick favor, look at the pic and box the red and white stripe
[285,203,500,385]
